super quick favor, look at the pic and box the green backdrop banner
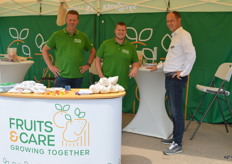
[0,12,232,123]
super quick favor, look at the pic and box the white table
[123,66,173,139]
[0,61,34,83]
[0,91,125,164]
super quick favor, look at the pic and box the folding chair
[41,77,56,88]
[185,63,232,140]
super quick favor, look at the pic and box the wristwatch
[86,63,91,67]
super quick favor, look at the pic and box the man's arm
[42,45,60,77]
[180,32,196,77]
[87,48,96,65]
[95,57,104,78]
[129,62,139,78]
[80,48,96,74]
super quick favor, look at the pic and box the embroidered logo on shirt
[74,39,81,43]
[171,45,175,49]
[122,49,129,54]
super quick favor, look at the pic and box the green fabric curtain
[1,12,232,123]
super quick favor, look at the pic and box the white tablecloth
[0,61,34,83]
[123,66,173,139]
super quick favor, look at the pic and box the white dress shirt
[158,27,196,77]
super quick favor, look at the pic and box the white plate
[77,89,93,95]
[0,83,17,93]
[46,87,65,92]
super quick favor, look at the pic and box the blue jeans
[165,75,188,146]
[55,76,83,88]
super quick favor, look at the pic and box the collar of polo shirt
[63,28,80,35]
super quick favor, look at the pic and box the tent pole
[81,0,99,13]
[164,0,170,12]
[40,2,42,15]
[97,0,101,14]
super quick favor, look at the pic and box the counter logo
[53,104,90,147]
[3,157,29,164]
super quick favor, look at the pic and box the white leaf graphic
[143,47,157,61]
[22,45,31,57]
[139,28,153,42]
[161,34,171,52]
[126,27,138,42]
[35,33,45,52]
[20,28,29,40]
[9,28,19,39]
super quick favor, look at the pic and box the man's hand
[129,67,138,78]
[49,65,61,77]
[80,65,89,74]
[146,66,158,72]
[172,71,182,80]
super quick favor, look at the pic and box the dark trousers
[55,76,83,88]
[165,74,188,146]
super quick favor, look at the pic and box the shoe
[163,142,182,155]
[161,138,174,144]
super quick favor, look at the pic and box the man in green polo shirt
[42,10,96,88]
[95,22,139,90]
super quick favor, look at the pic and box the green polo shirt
[97,38,139,89]
[46,28,93,78]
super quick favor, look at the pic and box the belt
[165,72,177,77]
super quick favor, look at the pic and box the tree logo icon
[53,104,90,147]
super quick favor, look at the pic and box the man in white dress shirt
[147,11,196,155]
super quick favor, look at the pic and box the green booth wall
[0,12,232,123]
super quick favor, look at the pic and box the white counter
[123,66,173,139]
[0,90,125,164]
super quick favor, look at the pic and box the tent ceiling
[0,0,232,16]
